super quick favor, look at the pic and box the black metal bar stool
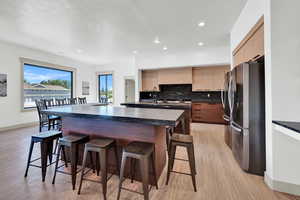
[78,138,119,200]
[52,134,90,190]
[166,133,197,192]
[117,141,158,200]
[24,130,62,182]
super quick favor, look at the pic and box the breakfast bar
[41,104,185,182]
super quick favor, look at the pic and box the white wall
[269,0,300,194]
[230,0,265,53]
[135,46,230,69]
[231,0,300,195]
[94,57,136,106]
[0,40,97,129]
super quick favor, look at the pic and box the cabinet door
[192,103,225,124]
[158,67,192,85]
[142,70,158,91]
[192,66,229,91]
[233,24,264,66]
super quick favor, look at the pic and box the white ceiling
[0,0,247,65]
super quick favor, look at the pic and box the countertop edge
[272,121,300,134]
[42,110,178,127]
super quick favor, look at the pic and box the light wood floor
[0,123,299,200]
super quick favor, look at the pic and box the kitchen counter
[121,101,191,134]
[273,121,300,134]
[42,103,184,127]
[41,103,185,184]
[121,102,191,110]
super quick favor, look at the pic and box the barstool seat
[166,133,197,192]
[124,141,154,155]
[78,138,119,200]
[24,130,62,182]
[52,134,90,190]
[171,133,193,143]
[86,138,115,148]
[117,141,158,200]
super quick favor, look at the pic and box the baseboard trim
[0,122,38,133]
[265,172,300,196]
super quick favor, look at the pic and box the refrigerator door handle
[223,115,230,122]
[228,76,233,114]
[230,122,242,133]
[221,89,225,109]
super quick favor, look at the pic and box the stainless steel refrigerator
[221,72,231,148]
[228,61,266,176]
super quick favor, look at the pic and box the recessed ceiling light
[76,49,83,53]
[198,22,205,27]
[163,46,168,50]
[133,50,138,54]
[198,42,204,46]
[153,37,161,44]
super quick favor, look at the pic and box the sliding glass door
[98,74,113,104]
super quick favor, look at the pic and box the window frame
[20,58,77,111]
[96,71,114,104]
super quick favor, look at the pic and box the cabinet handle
[251,54,260,61]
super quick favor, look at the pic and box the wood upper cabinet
[233,17,264,67]
[192,66,230,91]
[141,70,159,91]
[158,67,192,85]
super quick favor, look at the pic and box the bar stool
[78,97,87,104]
[24,130,62,182]
[52,134,90,190]
[166,133,197,192]
[78,138,119,200]
[117,142,158,200]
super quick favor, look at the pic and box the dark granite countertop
[41,103,184,126]
[121,102,191,110]
[273,121,300,134]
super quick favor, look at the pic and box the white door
[125,79,135,103]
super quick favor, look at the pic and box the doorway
[125,79,135,103]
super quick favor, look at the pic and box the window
[98,74,113,103]
[23,63,73,109]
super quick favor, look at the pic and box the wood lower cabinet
[192,103,225,124]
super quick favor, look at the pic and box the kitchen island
[121,102,191,134]
[41,104,184,183]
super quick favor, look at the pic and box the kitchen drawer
[192,103,225,124]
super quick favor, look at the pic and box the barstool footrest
[82,173,113,184]
[170,170,192,176]
[55,164,83,175]
[120,185,153,195]
[174,158,189,162]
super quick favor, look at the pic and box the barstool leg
[89,151,95,173]
[24,140,35,177]
[70,144,78,190]
[96,152,100,176]
[113,144,120,176]
[117,153,127,200]
[52,145,61,184]
[61,146,68,168]
[166,143,176,185]
[140,157,150,200]
[78,148,88,195]
[99,149,108,200]
[187,145,197,192]
[48,140,54,164]
[40,141,48,182]
[130,158,136,183]
[151,152,158,189]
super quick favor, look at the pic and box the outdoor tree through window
[23,63,73,108]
